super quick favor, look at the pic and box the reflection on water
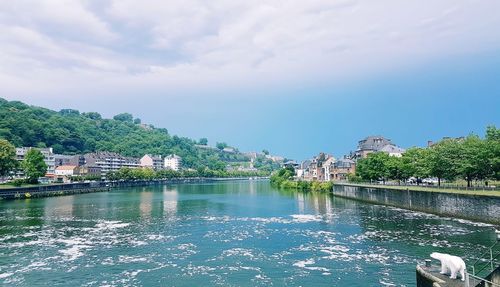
[0,180,496,286]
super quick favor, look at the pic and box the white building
[164,154,182,171]
[55,165,78,176]
[16,147,56,176]
[380,144,406,157]
[322,156,336,181]
[140,154,163,170]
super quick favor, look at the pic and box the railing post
[465,273,470,287]
[491,248,494,271]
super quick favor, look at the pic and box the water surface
[0,180,497,286]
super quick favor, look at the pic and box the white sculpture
[430,252,466,281]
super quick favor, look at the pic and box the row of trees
[0,139,47,184]
[270,167,333,192]
[355,126,500,187]
[106,167,269,181]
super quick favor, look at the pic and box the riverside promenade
[332,182,500,225]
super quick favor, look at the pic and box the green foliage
[106,167,268,181]
[354,126,500,186]
[0,98,276,172]
[198,138,208,145]
[401,147,430,179]
[347,173,362,183]
[0,139,18,176]
[21,149,47,184]
[486,125,500,141]
[270,168,332,192]
[356,152,391,182]
[11,178,25,187]
[262,149,269,155]
[113,113,133,123]
[216,142,228,150]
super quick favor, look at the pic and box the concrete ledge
[417,265,445,287]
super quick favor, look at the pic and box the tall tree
[22,149,47,184]
[0,139,18,177]
[485,126,500,180]
[401,147,429,183]
[356,152,391,182]
[457,135,491,187]
[427,139,461,186]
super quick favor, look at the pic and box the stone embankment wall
[332,184,500,225]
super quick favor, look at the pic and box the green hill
[0,98,278,171]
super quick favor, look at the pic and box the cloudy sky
[1,0,499,159]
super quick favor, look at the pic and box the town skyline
[1,1,499,160]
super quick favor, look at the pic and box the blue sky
[1,1,499,160]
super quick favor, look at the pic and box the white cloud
[1,0,500,99]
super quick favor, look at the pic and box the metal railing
[465,240,500,287]
[471,241,500,277]
[465,273,500,287]
[346,180,500,191]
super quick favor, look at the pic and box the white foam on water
[95,220,130,230]
[293,258,315,268]
[58,244,91,261]
[0,273,13,279]
[290,214,323,223]
[118,255,148,263]
[222,248,255,259]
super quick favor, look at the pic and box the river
[0,180,497,286]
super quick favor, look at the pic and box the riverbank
[331,183,500,225]
[0,177,268,200]
[334,182,500,197]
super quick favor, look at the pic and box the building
[55,165,79,177]
[354,136,393,159]
[331,158,356,181]
[54,154,74,167]
[164,154,182,171]
[296,160,311,178]
[79,152,140,176]
[321,156,336,181]
[55,165,79,182]
[379,144,406,157]
[140,154,163,170]
[16,147,56,176]
[78,165,102,177]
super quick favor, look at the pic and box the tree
[0,139,18,177]
[486,125,500,141]
[401,147,429,183]
[457,135,491,187]
[356,152,391,182]
[133,118,141,124]
[198,138,208,145]
[113,113,133,123]
[262,149,269,155]
[386,156,405,183]
[82,112,102,120]
[485,126,500,180]
[427,139,461,186]
[22,149,47,183]
[216,142,228,150]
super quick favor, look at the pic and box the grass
[334,182,500,197]
[0,183,63,189]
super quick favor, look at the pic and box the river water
[0,180,497,286]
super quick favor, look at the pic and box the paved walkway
[418,265,467,287]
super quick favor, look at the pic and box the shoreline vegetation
[0,167,269,189]
[0,176,269,200]
[270,166,333,192]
